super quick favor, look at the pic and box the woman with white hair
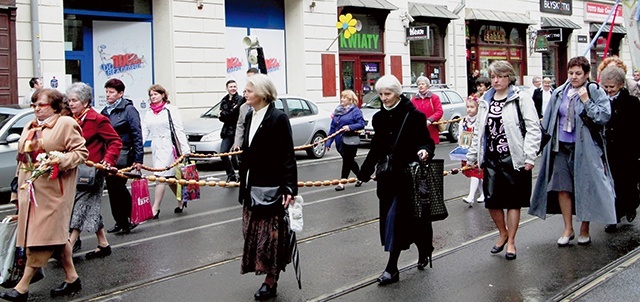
[411,76,444,144]
[66,82,122,259]
[238,74,298,300]
[358,74,435,285]
[600,65,640,231]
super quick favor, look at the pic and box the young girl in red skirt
[458,96,484,207]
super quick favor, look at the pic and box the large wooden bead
[305,181,314,187]
[314,181,322,187]
[157,177,166,183]
[147,175,157,182]
[297,181,305,187]
[323,180,331,186]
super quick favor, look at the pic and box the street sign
[537,28,563,42]
[406,26,430,41]
[577,35,588,43]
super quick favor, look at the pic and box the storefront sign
[406,26,430,41]
[483,29,506,43]
[93,21,153,116]
[534,35,549,52]
[577,35,588,43]
[478,48,508,59]
[509,49,522,59]
[537,28,563,42]
[540,0,572,15]
[584,2,623,24]
[340,33,381,51]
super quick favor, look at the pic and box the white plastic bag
[288,195,304,232]
[0,217,17,285]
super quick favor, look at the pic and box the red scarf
[17,118,55,163]
[150,101,166,114]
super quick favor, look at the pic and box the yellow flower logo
[336,13,358,39]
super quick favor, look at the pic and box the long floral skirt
[241,207,291,276]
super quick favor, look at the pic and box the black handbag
[341,133,360,146]
[406,159,447,221]
[375,113,410,178]
[249,186,283,209]
[166,108,183,157]
[76,163,96,188]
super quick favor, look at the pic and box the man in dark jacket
[219,79,244,182]
[101,78,144,234]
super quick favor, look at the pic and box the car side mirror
[6,133,20,143]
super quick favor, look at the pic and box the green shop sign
[339,33,381,52]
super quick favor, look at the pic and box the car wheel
[446,119,460,142]
[306,132,326,159]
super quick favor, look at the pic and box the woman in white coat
[142,84,190,219]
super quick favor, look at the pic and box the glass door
[361,61,381,105]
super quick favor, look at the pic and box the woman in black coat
[238,74,298,301]
[600,65,640,231]
[358,75,435,285]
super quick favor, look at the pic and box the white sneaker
[477,196,485,203]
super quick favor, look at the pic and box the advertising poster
[249,28,287,94]
[226,27,250,92]
[92,21,153,117]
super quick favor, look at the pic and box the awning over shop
[408,2,459,20]
[590,23,627,34]
[465,8,536,25]
[541,17,581,29]
[337,0,398,11]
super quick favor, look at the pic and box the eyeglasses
[490,75,509,80]
[30,103,51,108]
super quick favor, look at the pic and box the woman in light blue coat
[529,56,615,246]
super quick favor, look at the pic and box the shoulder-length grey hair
[599,65,626,85]
[247,73,277,103]
[415,76,430,86]
[488,60,517,85]
[66,82,93,106]
[375,75,402,96]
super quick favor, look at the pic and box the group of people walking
[0,78,193,301]
[2,54,639,301]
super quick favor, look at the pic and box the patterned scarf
[333,104,354,116]
[17,118,55,163]
[563,86,581,132]
[416,90,432,99]
[73,107,90,125]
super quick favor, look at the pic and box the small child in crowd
[451,96,484,207]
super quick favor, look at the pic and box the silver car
[184,95,331,160]
[360,85,467,142]
[0,105,35,203]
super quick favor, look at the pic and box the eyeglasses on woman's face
[490,75,509,80]
[30,102,51,108]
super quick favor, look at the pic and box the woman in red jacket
[66,82,123,260]
[411,76,444,144]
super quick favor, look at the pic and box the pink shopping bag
[131,179,153,224]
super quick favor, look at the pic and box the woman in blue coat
[326,90,366,191]
[529,56,615,246]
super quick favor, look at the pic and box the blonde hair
[340,90,358,105]
[598,56,627,74]
[246,74,277,103]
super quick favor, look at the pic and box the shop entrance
[340,55,384,106]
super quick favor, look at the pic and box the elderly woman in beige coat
[0,89,88,302]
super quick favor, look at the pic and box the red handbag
[131,179,153,224]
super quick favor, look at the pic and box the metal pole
[30,0,41,77]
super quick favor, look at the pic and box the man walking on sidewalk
[101,79,144,234]
[219,79,244,182]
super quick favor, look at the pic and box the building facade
[7,0,633,118]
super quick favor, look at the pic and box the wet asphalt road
[1,141,638,302]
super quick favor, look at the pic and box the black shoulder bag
[166,108,183,157]
[375,112,410,179]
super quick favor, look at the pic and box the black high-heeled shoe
[153,209,160,219]
[491,240,508,254]
[417,255,432,270]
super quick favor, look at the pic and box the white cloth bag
[288,195,304,232]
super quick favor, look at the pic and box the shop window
[410,26,441,57]
[509,28,521,45]
[479,25,506,44]
[64,0,151,14]
[64,19,83,51]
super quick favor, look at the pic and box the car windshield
[201,102,221,118]
[0,113,14,129]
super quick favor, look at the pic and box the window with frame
[410,25,442,57]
